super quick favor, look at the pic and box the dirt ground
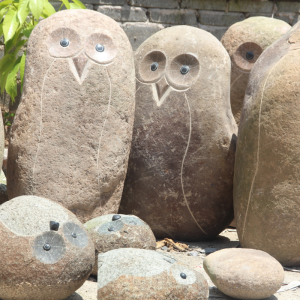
[67,229,300,300]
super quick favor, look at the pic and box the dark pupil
[245,51,254,61]
[43,244,51,251]
[60,38,69,48]
[180,65,190,75]
[151,62,158,71]
[95,44,105,52]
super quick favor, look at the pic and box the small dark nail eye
[60,38,70,48]
[180,272,187,279]
[108,226,115,232]
[95,44,105,52]
[245,51,254,61]
[151,62,158,71]
[71,232,77,238]
[43,244,51,251]
[112,215,121,221]
[180,65,189,75]
[50,221,59,231]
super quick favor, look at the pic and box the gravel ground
[66,230,300,300]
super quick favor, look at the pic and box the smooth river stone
[7,9,135,223]
[234,21,300,266]
[120,25,237,241]
[204,248,284,299]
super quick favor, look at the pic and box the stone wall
[53,0,300,50]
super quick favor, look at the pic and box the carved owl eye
[138,51,167,83]
[166,54,200,90]
[232,42,263,72]
[48,28,81,58]
[85,33,117,64]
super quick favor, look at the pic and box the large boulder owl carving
[7,10,135,223]
[120,26,237,241]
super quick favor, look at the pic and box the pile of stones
[0,6,298,300]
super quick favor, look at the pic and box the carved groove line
[96,67,112,189]
[32,59,57,194]
[241,57,283,243]
[181,93,207,235]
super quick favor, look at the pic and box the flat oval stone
[98,248,209,299]
[204,248,284,299]
[84,214,156,276]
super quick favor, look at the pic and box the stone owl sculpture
[120,26,237,241]
[0,195,95,300]
[221,17,290,125]
[7,10,135,223]
[234,21,300,266]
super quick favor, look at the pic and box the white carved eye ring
[85,33,117,64]
[232,42,263,72]
[166,53,200,90]
[48,27,81,58]
[138,50,167,83]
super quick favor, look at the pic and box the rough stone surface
[234,20,300,267]
[97,248,209,299]
[204,248,284,299]
[128,0,179,9]
[0,195,95,300]
[84,214,156,275]
[96,6,147,22]
[120,22,164,50]
[229,0,274,13]
[149,9,197,25]
[120,26,237,241]
[198,24,228,40]
[181,0,227,11]
[7,10,135,223]
[221,17,290,124]
[199,11,245,27]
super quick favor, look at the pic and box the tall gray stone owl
[7,10,135,223]
[120,26,237,241]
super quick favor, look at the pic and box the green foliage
[3,111,15,126]
[0,0,86,103]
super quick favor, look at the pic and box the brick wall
[1,0,300,116]
[52,0,300,50]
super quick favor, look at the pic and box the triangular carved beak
[72,53,88,79]
[156,77,170,100]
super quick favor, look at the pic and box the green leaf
[20,52,25,91]
[3,9,19,42]
[23,24,35,38]
[70,0,85,9]
[61,0,70,9]
[0,0,13,11]
[5,57,21,102]
[29,0,44,20]
[18,0,30,25]
[0,6,9,22]
[0,54,14,70]
[5,122,12,126]
[0,23,3,38]
[0,55,17,94]
[43,1,55,16]
[69,3,80,9]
